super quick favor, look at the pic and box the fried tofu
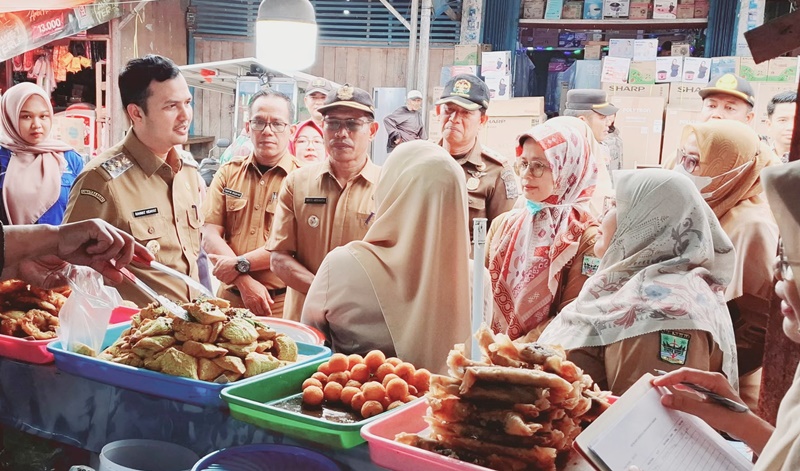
[197,358,226,382]
[217,341,257,358]
[172,318,216,343]
[181,340,227,358]
[213,355,246,375]
[244,352,282,378]
[133,335,176,353]
[273,335,298,362]
[131,317,173,341]
[220,318,259,345]
[158,347,199,380]
[185,301,227,325]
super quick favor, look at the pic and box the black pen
[653,369,749,413]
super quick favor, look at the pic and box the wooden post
[744,10,800,424]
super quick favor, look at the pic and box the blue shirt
[0,146,84,225]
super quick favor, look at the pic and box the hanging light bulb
[256,0,318,71]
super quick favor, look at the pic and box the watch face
[236,259,250,273]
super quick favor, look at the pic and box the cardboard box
[558,32,587,47]
[678,0,694,3]
[661,106,703,167]
[767,56,799,83]
[451,65,479,77]
[545,0,564,19]
[609,38,634,58]
[710,56,740,78]
[454,44,492,66]
[629,2,651,19]
[440,66,453,86]
[693,0,708,18]
[522,0,546,18]
[584,0,603,19]
[676,4,694,18]
[671,43,691,57]
[740,57,770,82]
[668,82,705,110]
[681,57,711,84]
[611,96,666,168]
[563,1,583,18]
[570,59,603,89]
[602,56,632,83]
[485,74,512,100]
[481,97,547,162]
[653,0,677,19]
[656,56,684,82]
[53,116,88,156]
[633,39,659,61]
[481,51,511,78]
[585,44,603,60]
[628,61,657,84]
[529,28,560,48]
[752,81,799,135]
[603,0,630,17]
[603,82,670,98]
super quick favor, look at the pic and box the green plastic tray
[221,358,382,449]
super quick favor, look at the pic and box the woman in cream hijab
[675,119,778,406]
[655,160,800,470]
[302,140,472,373]
[0,82,84,225]
[539,169,738,395]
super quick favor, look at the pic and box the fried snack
[181,340,228,358]
[213,355,247,375]
[0,282,70,339]
[158,347,199,379]
[133,335,176,353]
[185,301,227,325]
[0,279,27,295]
[244,352,282,378]
[273,335,298,361]
[198,358,226,381]
[172,318,217,343]
[217,341,257,358]
[131,317,173,341]
[220,317,259,345]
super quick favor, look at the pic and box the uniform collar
[314,157,380,185]
[244,149,296,175]
[123,128,182,177]
[438,138,484,168]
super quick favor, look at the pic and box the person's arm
[383,110,402,144]
[652,368,774,456]
[232,274,273,316]
[486,167,519,228]
[271,250,314,294]
[557,225,599,310]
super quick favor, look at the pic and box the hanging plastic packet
[55,264,123,357]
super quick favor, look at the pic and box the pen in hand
[653,369,749,413]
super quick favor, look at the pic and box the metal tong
[133,254,214,298]
[120,268,190,320]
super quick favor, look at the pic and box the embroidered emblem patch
[223,188,243,198]
[659,331,691,365]
[500,168,520,199]
[452,79,472,97]
[79,189,106,203]
[337,85,354,100]
[581,256,601,276]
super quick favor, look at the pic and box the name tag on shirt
[133,207,159,218]
[305,197,327,205]
[223,188,243,198]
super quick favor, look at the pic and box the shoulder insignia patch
[500,168,520,200]
[79,189,107,203]
[99,153,134,179]
[178,150,198,168]
[659,331,691,365]
[481,146,509,165]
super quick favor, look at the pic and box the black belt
[230,287,287,298]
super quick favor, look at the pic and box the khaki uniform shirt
[64,130,202,307]
[266,158,380,321]
[202,150,298,291]
[442,139,519,239]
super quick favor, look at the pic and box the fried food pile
[396,325,611,471]
[0,280,69,340]
[301,350,432,419]
[97,298,299,382]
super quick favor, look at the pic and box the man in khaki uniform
[268,85,380,321]
[202,90,298,317]
[435,74,519,239]
[64,54,201,307]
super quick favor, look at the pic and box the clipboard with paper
[574,373,754,471]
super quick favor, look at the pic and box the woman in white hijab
[539,168,738,395]
[302,140,472,374]
[654,160,800,470]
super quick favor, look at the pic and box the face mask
[699,160,756,199]
[674,164,713,192]
[526,200,543,216]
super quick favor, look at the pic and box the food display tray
[222,359,416,449]
[0,306,138,364]
[47,321,330,408]
[253,317,326,345]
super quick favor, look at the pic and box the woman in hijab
[654,161,800,470]
[539,169,738,396]
[301,140,471,373]
[0,82,84,225]
[289,120,325,165]
[675,119,778,406]
[487,119,599,341]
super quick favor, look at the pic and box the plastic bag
[56,265,123,356]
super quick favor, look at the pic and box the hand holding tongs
[120,268,190,320]
[132,254,214,297]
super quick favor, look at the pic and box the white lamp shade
[256,20,317,71]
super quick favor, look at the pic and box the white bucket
[98,440,199,471]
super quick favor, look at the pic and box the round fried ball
[323,381,343,402]
[361,400,384,418]
[347,354,364,370]
[386,378,409,401]
[412,368,431,393]
[350,363,370,383]
[361,381,386,402]
[394,362,416,382]
[328,353,349,373]
[302,386,324,406]
[311,371,328,383]
[350,391,367,412]
[345,379,363,389]
[340,386,360,406]
[364,350,386,372]
[388,400,405,410]
[374,363,395,382]
[402,395,417,403]
[317,361,332,376]
[302,378,323,390]
[381,373,400,387]
[385,357,403,367]
[328,371,350,386]
[408,385,419,396]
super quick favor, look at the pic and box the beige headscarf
[756,161,800,471]
[0,82,71,224]
[347,140,471,373]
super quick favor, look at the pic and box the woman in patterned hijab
[539,168,738,395]
[487,119,598,341]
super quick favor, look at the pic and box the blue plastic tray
[193,444,340,471]
[47,322,331,408]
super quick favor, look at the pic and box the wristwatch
[235,256,251,274]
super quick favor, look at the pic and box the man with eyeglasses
[268,84,380,321]
[201,90,298,317]
[435,74,519,241]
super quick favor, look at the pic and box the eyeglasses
[249,120,288,133]
[517,159,550,178]
[323,118,372,133]
[441,105,479,120]
[778,238,795,281]
[678,149,699,173]
[295,138,324,146]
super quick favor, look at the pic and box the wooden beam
[377,0,411,31]
[744,9,800,63]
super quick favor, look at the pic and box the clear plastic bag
[55,265,123,356]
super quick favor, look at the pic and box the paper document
[576,374,753,471]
